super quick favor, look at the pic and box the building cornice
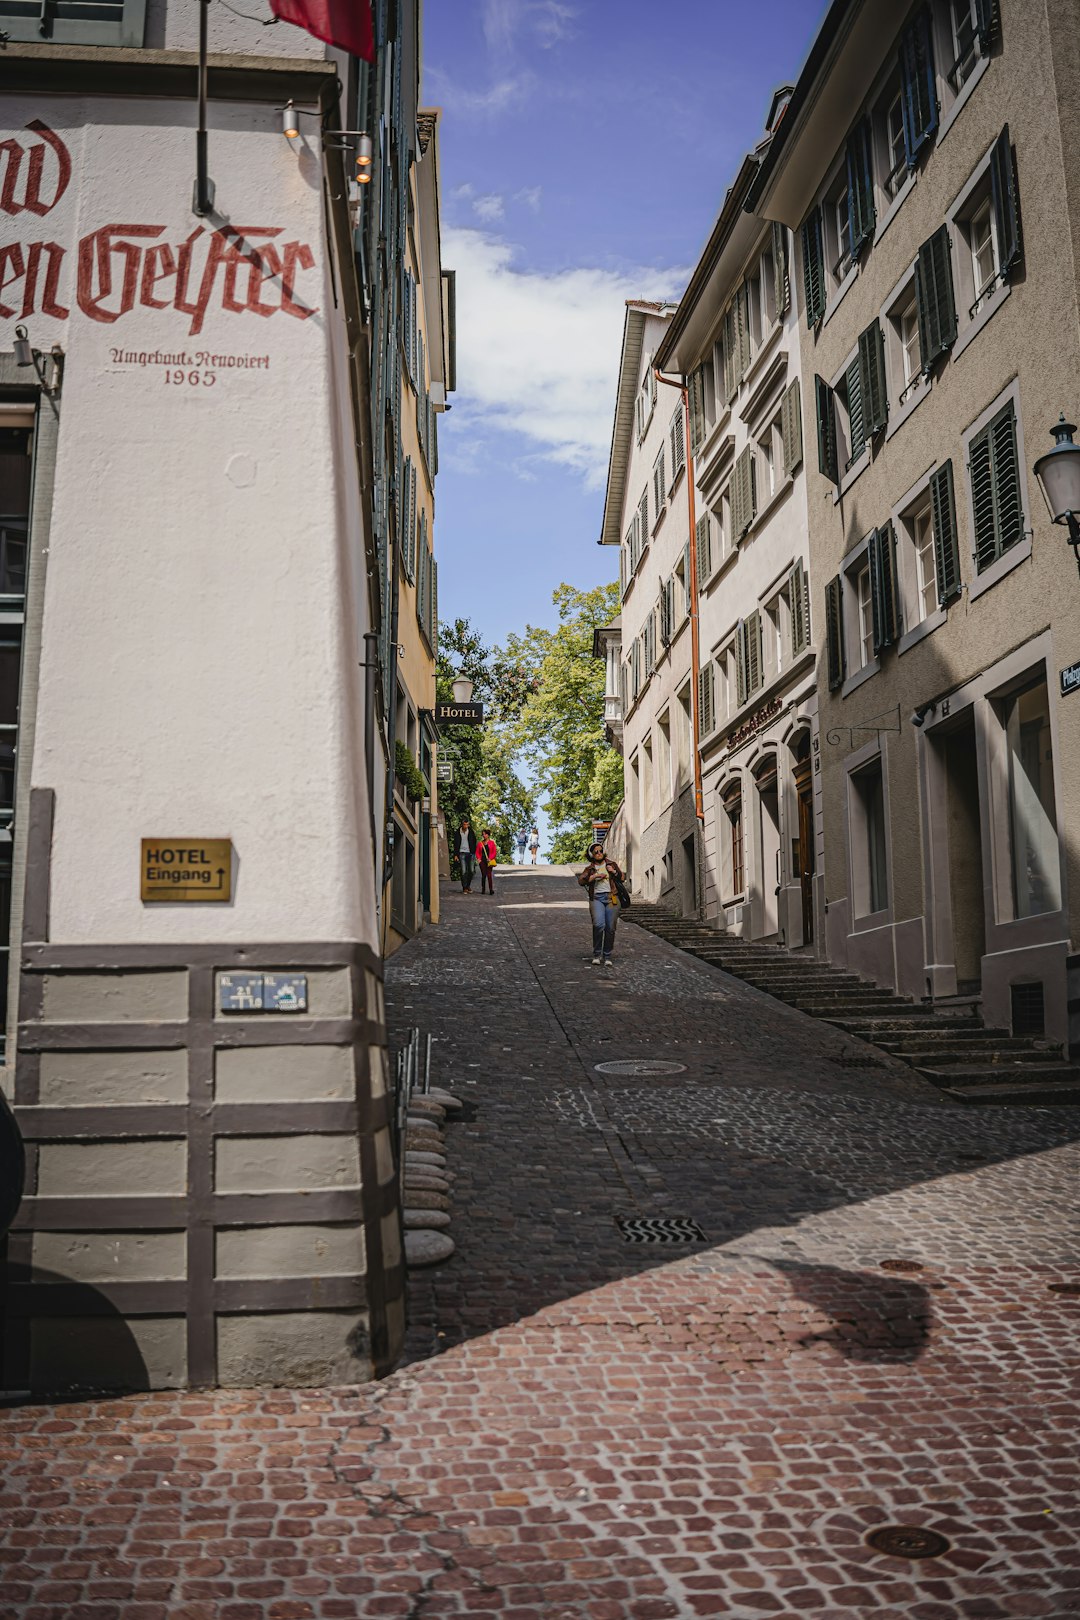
[0,41,338,101]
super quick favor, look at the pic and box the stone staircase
[626,904,1080,1107]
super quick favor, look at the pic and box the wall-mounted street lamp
[282,103,373,183]
[1033,414,1080,578]
[13,326,62,397]
[451,673,475,704]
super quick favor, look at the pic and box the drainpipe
[379,556,401,957]
[655,370,704,827]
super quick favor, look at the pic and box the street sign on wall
[1061,661,1080,695]
[436,760,454,781]
[141,839,232,902]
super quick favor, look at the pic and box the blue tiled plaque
[264,974,308,1012]
[219,973,264,1012]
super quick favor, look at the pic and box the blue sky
[423,0,829,648]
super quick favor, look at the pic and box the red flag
[269,0,374,61]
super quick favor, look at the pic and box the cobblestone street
[4,866,1080,1619]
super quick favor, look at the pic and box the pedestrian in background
[529,827,540,864]
[515,826,529,865]
[578,841,625,968]
[457,818,477,894]
[477,828,498,894]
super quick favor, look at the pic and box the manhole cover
[1047,1282,1080,1296]
[880,1258,924,1273]
[595,1060,687,1076]
[865,1525,951,1559]
[616,1215,706,1244]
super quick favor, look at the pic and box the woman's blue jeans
[591,896,617,958]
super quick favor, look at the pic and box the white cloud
[425,66,531,117]
[444,227,687,490]
[481,0,576,54]
[450,182,475,201]
[473,193,506,223]
[514,185,542,213]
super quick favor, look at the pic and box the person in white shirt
[456,818,477,893]
[577,841,626,967]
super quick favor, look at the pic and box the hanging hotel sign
[434,701,484,726]
[1061,661,1080,696]
[141,839,233,902]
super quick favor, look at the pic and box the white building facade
[600,303,700,914]
[656,120,820,949]
[0,5,415,1391]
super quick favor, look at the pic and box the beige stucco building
[656,103,818,950]
[748,0,1080,1050]
[600,302,700,912]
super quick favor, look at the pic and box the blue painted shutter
[846,118,877,256]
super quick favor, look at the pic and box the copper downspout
[655,370,704,825]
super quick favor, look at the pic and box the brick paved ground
[3,865,1080,1619]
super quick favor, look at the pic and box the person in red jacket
[476,829,498,894]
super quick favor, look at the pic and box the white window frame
[840,531,879,694]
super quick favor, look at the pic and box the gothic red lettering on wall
[0,120,72,217]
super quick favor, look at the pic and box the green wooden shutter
[745,609,762,694]
[781,379,803,477]
[670,408,686,485]
[846,118,877,255]
[914,225,957,371]
[735,623,748,707]
[416,528,427,627]
[429,554,438,647]
[975,0,999,49]
[801,208,826,327]
[869,525,899,653]
[971,402,1023,572]
[929,460,962,605]
[400,455,412,577]
[638,489,649,547]
[858,320,888,438]
[689,367,706,453]
[732,445,755,539]
[825,575,845,690]
[990,125,1021,280]
[698,665,714,736]
[815,375,838,482]
[652,449,665,517]
[659,586,670,647]
[791,558,809,656]
[696,514,711,588]
[681,541,691,617]
[722,304,739,403]
[845,355,866,464]
[772,220,790,316]
[736,284,752,377]
[900,7,938,164]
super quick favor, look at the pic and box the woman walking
[528,827,540,864]
[476,828,498,895]
[578,841,626,968]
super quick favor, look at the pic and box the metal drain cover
[616,1215,706,1244]
[1047,1282,1080,1296]
[595,1060,687,1076]
[880,1258,924,1273]
[865,1525,951,1559]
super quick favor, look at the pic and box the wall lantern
[12,326,62,397]
[282,101,302,141]
[1033,414,1080,576]
[355,133,373,185]
[451,673,475,704]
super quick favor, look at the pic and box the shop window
[1002,678,1061,919]
[721,784,745,901]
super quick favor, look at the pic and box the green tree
[436,618,535,865]
[505,581,622,863]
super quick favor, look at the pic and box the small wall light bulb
[356,133,373,169]
[13,325,34,368]
[282,102,301,141]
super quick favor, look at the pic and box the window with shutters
[0,0,148,46]
[876,79,909,204]
[675,544,691,624]
[757,412,784,507]
[620,536,630,597]
[840,535,879,684]
[695,512,713,589]
[781,380,803,478]
[822,165,854,289]
[637,490,649,563]
[652,449,666,527]
[714,645,733,725]
[900,493,940,630]
[762,592,785,685]
[668,408,686,490]
[790,558,811,656]
[947,0,989,92]
[887,279,925,412]
[832,354,869,478]
[950,128,1021,338]
[966,394,1027,581]
[732,445,757,541]
[914,223,957,371]
[637,356,655,441]
[801,208,827,328]
[891,460,960,644]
